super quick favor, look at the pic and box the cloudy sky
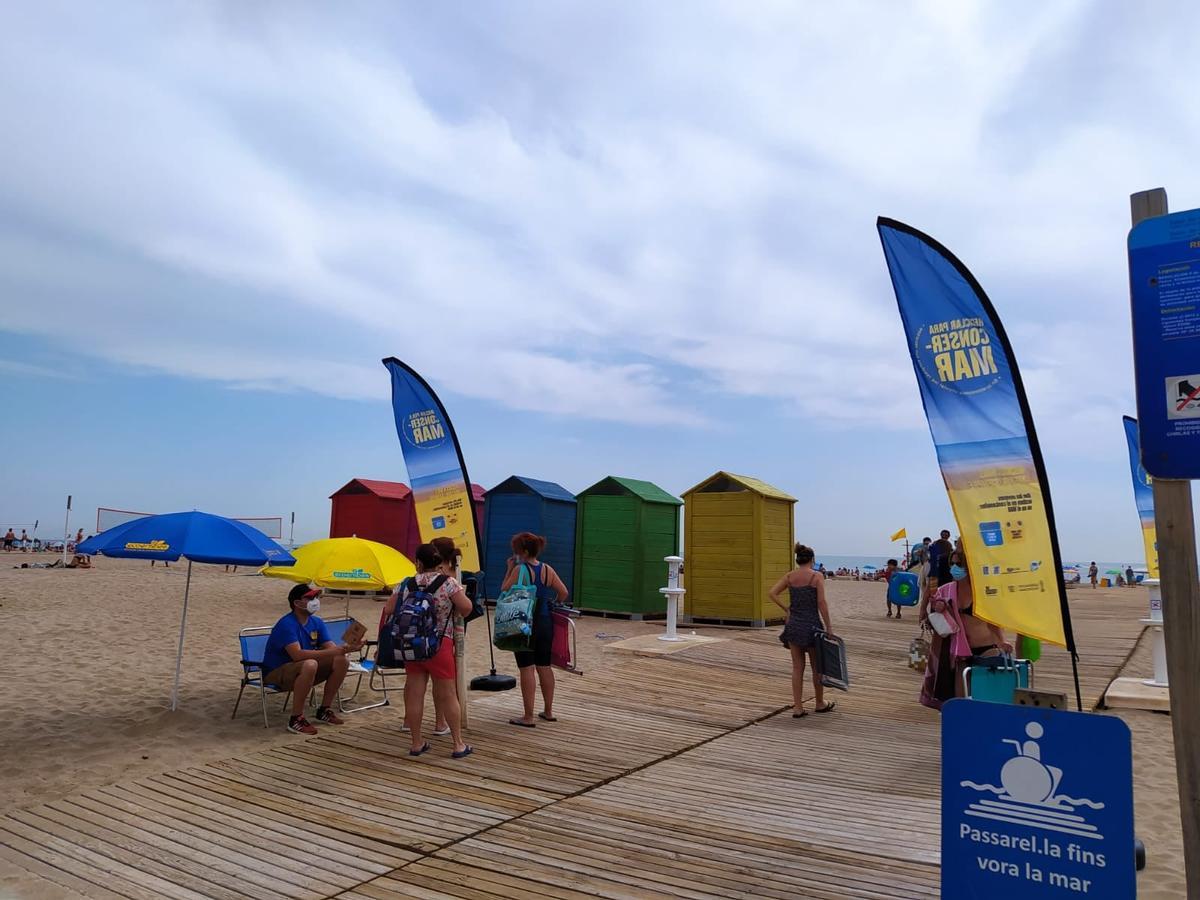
[2,1,1196,561]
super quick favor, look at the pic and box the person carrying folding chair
[502,532,569,728]
[919,546,1013,709]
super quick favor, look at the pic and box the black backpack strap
[426,574,449,595]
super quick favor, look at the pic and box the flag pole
[61,495,72,565]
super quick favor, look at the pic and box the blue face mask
[950,564,967,581]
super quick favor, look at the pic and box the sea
[815,554,1145,574]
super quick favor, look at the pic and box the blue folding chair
[962,655,1033,704]
[232,626,289,727]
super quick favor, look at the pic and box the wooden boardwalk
[1,590,1150,899]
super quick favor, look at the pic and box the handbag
[927,610,958,637]
[493,563,538,652]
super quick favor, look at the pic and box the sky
[1,0,1198,562]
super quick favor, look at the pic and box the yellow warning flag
[890,527,907,542]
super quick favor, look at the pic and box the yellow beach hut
[682,472,796,626]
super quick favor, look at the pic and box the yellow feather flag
[890,527,907,542]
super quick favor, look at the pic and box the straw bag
[908,633,930,673]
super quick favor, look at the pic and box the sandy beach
[0,555,1184,898]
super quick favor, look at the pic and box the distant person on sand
[1088,562,1098,588]
[769,543,836,717]
[884,558,901,618]
[262,584,361,735]
[929,530,954,585]
[3,529,14,552]
[502,532,568,728]
[1126,565,1136,587]
[383,543,473,758]
[19,529,29,551]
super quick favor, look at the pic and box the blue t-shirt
[263,612,332,674]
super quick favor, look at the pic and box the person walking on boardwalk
[1088,561,1098,588]
[769,543,836,718]
[502,532,568,728]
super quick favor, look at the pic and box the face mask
[950,565,967,582]
[306,598,321,614]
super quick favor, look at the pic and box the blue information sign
[942,699,1134,898]
[1129,208,1200,478]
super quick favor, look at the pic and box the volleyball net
[95,507,284,540]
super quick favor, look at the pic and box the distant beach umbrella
[78,511,295,710]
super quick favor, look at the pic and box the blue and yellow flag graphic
[1122,416,1159,579]
[383,358,481,571]
[877,219,1075,649]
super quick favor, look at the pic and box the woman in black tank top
[768,543,836,717]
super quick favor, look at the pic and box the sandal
[508,718,535,728]
[792,710,808,718]
[451,745,474,759]
[538,713,557,722]
[815,701,837,713]
[408,742,431,756]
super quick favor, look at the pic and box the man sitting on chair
[263,584,362,734]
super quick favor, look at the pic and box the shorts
[514,615,553,669]
[263,658,336,690]
[404,637,456,680]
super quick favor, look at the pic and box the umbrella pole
[171,560,193,711]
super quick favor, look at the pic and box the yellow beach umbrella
[261,537,415,590]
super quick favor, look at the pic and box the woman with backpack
[382,543,474,758]
[501,532,568,728]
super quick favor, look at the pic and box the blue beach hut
[482,476,577,599]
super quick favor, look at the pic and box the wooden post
[1131,188,1200,892]
[454,558,469,730]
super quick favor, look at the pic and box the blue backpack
[378,575,449,666]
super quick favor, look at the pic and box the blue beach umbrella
[79,511,295,710]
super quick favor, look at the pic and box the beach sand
[0,557,1185,897]
[1109,624,1186,899]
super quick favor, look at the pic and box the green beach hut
[573,476,682,617]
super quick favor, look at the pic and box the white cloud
[0,0,1196,445]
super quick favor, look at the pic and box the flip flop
[538,713,557,722]
[451,745,474,759]
[815,701,837,713]
[792,710,808,718]
[432,725,451,736]
[508,718,535,728]
[408,742,431,756]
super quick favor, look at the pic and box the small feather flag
[890,527,907,542]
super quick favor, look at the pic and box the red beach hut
[328,478,485,560]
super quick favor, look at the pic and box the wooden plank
[0,831,131,900]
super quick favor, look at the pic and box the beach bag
[378,575,448,666]
[493,564,538,652]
